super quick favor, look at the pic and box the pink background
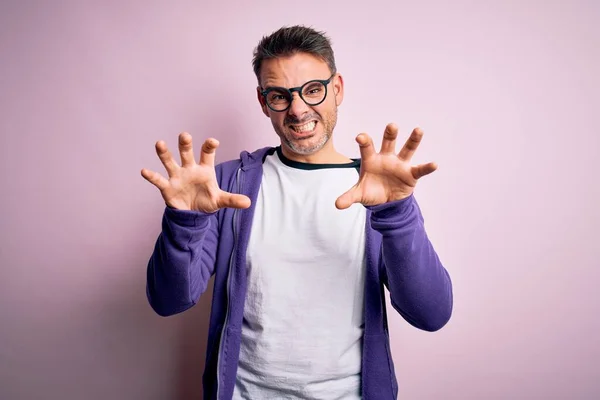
[1,1,598,399]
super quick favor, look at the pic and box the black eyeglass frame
[260,74,336,112]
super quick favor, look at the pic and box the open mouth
[289,121,317,137]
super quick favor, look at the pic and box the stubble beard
[274,107,338,156]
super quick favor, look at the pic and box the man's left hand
[336,123,437,209]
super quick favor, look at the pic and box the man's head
[252,26,344,159]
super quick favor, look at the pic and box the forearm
[146,206,218,316]
[370,195,453,331]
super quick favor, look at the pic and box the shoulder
[215,146,276,181]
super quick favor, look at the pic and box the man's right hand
[141,132,251,213]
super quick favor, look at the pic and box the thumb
[335,186,361,210]
[218,191,251,210]
[412,162,438,180]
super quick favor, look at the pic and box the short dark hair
[252,25,337,85]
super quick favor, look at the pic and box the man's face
[257,53,344,156]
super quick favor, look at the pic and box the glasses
[260,74,335,112]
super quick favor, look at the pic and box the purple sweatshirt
[146,146,453,400]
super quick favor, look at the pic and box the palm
[161,163,220,210]
[336,124,437,209]
[141,133,250,213]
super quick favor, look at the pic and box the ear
[256,86,270,117]
[333,73,344,107]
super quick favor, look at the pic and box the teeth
[292,121,316,133]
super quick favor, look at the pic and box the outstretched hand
[335,123,437,210]
[141,132,251,213]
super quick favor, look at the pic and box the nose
[287,92,310,118]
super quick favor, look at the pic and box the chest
[248,161,366,261]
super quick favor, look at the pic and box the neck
[280,140,351,164]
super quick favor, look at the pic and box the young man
[142,26,453,400]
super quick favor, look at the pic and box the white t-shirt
[233,148,367,400]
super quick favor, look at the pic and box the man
[142,25,453,400]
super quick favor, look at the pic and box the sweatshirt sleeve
[146,206,219,317]
[369,194,453,331]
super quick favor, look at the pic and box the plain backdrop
[1,1,598,399]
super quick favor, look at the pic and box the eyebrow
[262,77,329,91]
[262,83,284,90]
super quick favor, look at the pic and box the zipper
[216,166,243,399]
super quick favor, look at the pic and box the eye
[303,83,325,96]
[266,88,289,102]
